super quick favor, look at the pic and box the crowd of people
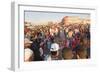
[24,16,90,62]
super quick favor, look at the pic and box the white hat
[24,38,32,44]
[50,43,59,51]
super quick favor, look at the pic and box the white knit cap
[50,43,59,51]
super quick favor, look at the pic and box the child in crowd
[62,47,77,59]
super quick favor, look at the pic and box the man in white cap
[45,41,60,60]
[24,38,34,62]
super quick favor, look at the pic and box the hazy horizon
[25,11,90,25]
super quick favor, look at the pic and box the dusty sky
[25,11,90,25]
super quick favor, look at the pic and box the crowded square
[24,12,90,62]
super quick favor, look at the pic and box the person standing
[45,39,61,60]
[24,38,34,62]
